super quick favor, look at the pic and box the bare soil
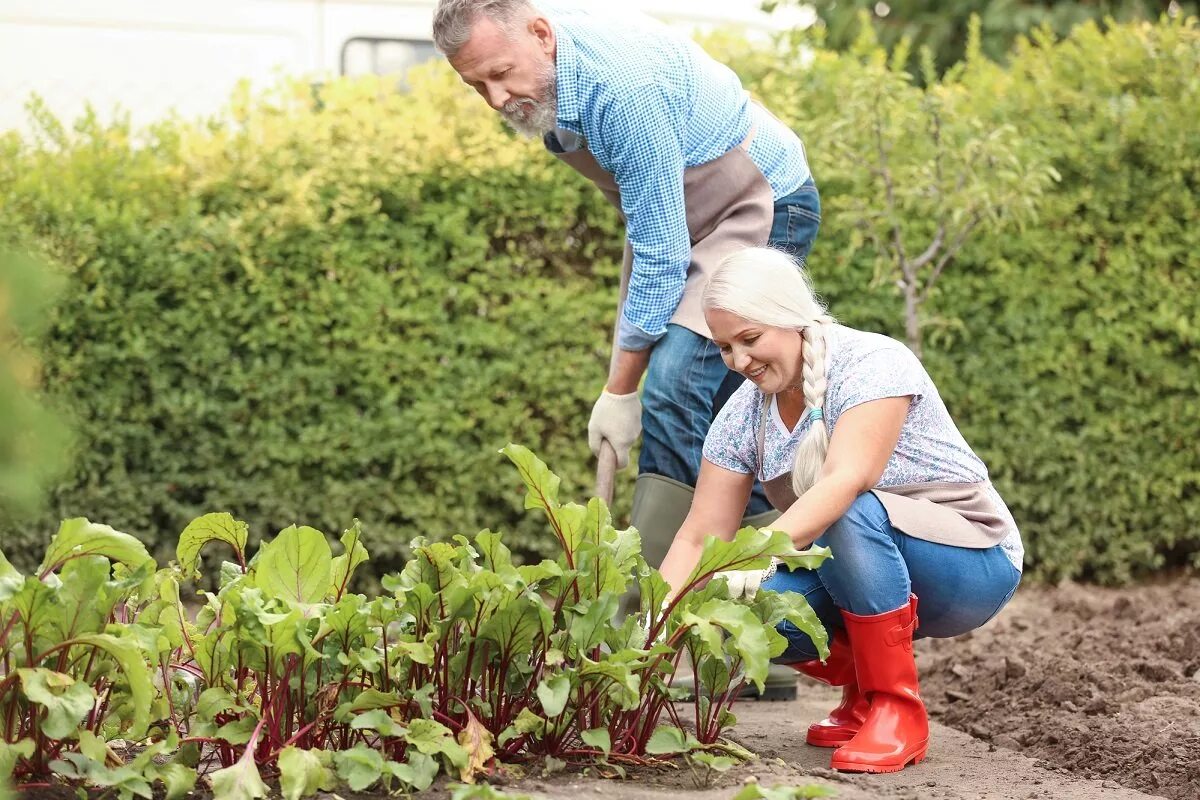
[918,575,1200,800]
[507,575,1200,800]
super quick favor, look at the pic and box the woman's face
[706,308,803,394]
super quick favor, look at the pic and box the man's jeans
[763,493,1022,662]
[639,178,821,515]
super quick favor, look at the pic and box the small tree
[821,16,1058,357]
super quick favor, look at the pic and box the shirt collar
[552,20,581,126]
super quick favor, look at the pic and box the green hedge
[1,19,1197,583]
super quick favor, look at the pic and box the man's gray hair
[432,0,537,57]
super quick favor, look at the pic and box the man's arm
[595,83,691,355]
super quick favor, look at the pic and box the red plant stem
[264,719,319,762]
[380,624,390,693]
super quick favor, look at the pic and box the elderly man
[433,0,819,698]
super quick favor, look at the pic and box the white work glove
[587,390,642,469]
[716,557,779,601]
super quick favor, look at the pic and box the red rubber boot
[830,595,928,773]
[791,630,868,747]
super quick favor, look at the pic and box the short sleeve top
[702,324,1024,571]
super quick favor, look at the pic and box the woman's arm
[773,396,912,548]
[657,459,755,597]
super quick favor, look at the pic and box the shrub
[1,19,1197,583]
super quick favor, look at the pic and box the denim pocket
[770,182,822,258]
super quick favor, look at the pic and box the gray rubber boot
[622,473,695,617]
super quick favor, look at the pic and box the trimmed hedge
[1,19,1197,582]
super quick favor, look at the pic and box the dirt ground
[477,574,1200,800]
[917,575,1200,799]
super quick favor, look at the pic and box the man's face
[449,14,558,138]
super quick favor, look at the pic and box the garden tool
[790,629,868,747]
[831,594,928,773]
[593,241,633,508]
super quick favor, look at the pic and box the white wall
[0,0,811,136]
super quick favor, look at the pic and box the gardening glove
[587,390,642,469]
[715,557,779,601]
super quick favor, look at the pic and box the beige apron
[755,395,1008,549]
[548,126,774,339]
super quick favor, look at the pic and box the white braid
[792,317,833,497]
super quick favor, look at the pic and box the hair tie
[807,408,824,423]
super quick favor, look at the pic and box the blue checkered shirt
[547,7,810,349]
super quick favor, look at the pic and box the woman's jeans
[639,178,821,515]
[763,493,1022,663]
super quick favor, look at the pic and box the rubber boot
[830,595,928,773]
[736,507,798,701]
[622,473,695,618]
[790,630,867,746]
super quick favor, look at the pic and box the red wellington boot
[791,630,868,747]
[830,595,928,773]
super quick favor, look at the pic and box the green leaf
[449,784,536,800]
[689,752,738,772]
[333,745,385,791]
[536,674,571,717]
[0,551,23,602]
[71,632,155,738]
[645,726,693,755]
[350,709,404,737]
[688,527,829,588]
[278,746,335,800]
[38,518,153,576]
[209,751,269,800]
[157,763,198,800]
[478,593,552,657]
[688,601,774,691]
[404,719,469,770]
[500,444,561,513]
[581,728,611,754]
[18,669,96,740]
[386,751,439,792]
[578,658,640,709]
[329,521,370,598]
[176,513,249,577]
[732,783,836,800]
[567,594,618,652]
[255,525,332,605]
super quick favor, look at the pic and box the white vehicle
[0,0,811,136]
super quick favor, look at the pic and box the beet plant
[0,519,195,797]
[1,446,830,798]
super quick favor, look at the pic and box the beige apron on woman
[755,395,1009,548]
[547,126,774,339]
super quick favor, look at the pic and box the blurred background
[0,0,1196,586]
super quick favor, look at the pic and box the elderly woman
[657,247,1023,773]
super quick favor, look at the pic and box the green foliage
[0,250,69,514]
[752,17,1200,582]
[782,0,1197,78]
[0,448,825,796]
[0,68,622,577]
[733,782,836,800]
[1,19,1198,584]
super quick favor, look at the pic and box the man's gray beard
[500,64,558,138]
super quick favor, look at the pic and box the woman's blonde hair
[703,247,835,497]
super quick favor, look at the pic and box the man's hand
[588,390,642,469]
[715,557,779,601]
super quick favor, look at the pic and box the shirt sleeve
[835,344,927,416]
[702,383,760,476]
[593,85,691,351]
